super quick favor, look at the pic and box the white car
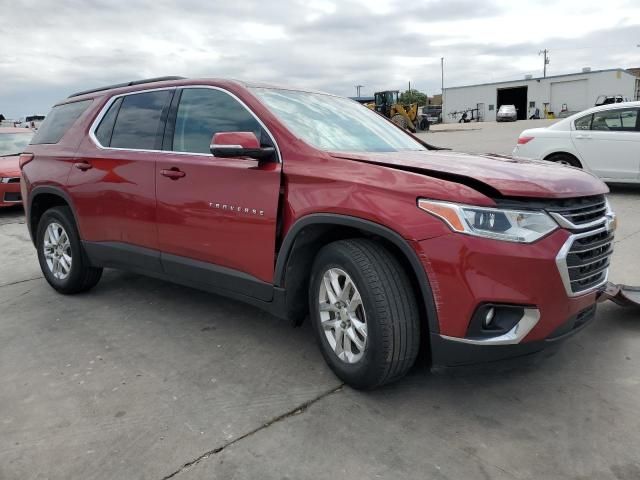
[513,101,640,183]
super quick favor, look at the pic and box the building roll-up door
[550,79,588,114]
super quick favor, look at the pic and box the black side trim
[162,252,273,302]
[82,241,274,303]
[274,214,440,333]
[82,241,163,274]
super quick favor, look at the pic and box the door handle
[575,134,592,139]
[160,168,186,180]
[73,162,93,171]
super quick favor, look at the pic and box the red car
[0,127,34,207]
[21,77,616,388]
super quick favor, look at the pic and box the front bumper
[0,177,22,207]
[430,304,597,367]
[415,229,601,367]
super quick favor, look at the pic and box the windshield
[251,88,426,153]
[0,131,34,156]
[499,105,516,113]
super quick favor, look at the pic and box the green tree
[399,89,428,106]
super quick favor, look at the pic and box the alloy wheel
[43,222,72,280]
[318,268,368,363]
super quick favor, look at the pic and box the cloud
[0,0,639,118]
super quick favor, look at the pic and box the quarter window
[574,114,592,130]
[171,88,263,154]
[109,90,172,150]
[31,100,92,144]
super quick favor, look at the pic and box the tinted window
[172,88,263,154]
[574,114,592,130]
[31,100,92,144]
[94,97,123,147]
[110,91,171,150]
[591,108,638,132]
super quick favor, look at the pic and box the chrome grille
[549,199,606,225]
[556,226,614,296]
[567,230,613,292]
[552,195,615,296]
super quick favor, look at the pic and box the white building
[442,68,640,123]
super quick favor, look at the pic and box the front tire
[309,239,420,389]
[36,206,102,294]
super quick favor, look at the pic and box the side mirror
[210,132,276,162]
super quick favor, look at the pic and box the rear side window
[171,88,263,154]
[94,97,123,147]
[31,100,92,144]
[591,108,638,132]
[109,90,172,150]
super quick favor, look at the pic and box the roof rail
[67,76,186,98]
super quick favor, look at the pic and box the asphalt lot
[2,123,639,480]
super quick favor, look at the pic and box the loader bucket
[598,282,640,308]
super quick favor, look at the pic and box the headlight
[418,199,558,243]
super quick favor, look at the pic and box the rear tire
[547,153,581,168]
[36,206,102,294]
[309,239,420,389]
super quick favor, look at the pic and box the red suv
[21,77,616,388]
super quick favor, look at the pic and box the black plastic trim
[27,186,79,243]
[274,213,440,333]
[82,241,163,273]
[161,252,273,302]
[162,89,182,151]
[81,241,274,303]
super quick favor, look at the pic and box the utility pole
[539,49,550,78]
[354,85,364,97]
[441,57,444,93]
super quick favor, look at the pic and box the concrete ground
[418,119,557,155]
[1,123,639,479]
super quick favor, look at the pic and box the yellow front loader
[365,90,423,132]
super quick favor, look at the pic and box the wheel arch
[28,186,79,246]
[543,151,582,167]
[274,214,440,335]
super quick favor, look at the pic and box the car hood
[0,155,20,177]
[329,150,608,199]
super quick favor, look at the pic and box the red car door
[68,89,174,251]
[155,87,282,296]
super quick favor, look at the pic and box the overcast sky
[1,0,639,118]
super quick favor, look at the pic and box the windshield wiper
[0,153,22,157]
